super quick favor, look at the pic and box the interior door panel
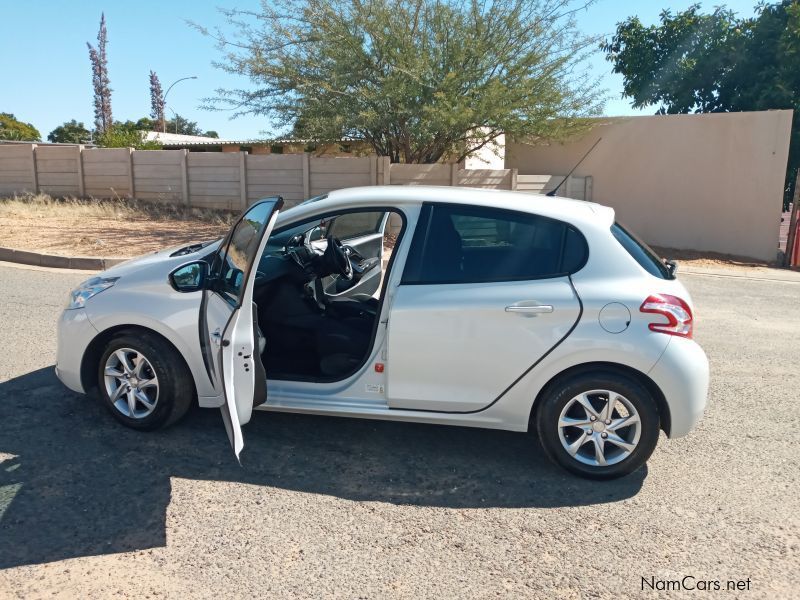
[323,222,386,299]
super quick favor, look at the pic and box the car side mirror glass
[169,261,208,292]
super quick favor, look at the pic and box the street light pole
[168,107,179,134]
[162,76,198,133]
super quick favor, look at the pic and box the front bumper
[55,308,98,393]
[648,336,709,438]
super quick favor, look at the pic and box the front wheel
[97,332,194,431]
[536,373,660,479]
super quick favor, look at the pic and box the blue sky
[2,0,758,141]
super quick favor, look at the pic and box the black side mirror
[169,261,208,292]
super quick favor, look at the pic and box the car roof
[278,185,615,229]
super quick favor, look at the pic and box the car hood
[101,239,222,280]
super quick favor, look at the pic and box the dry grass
[0,194,236,257]
[0,193,235,225]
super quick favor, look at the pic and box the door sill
[259,394,388,414]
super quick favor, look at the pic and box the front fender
[85,289,216,399]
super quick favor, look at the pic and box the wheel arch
[80,324,198,402]
[529,361,671,436]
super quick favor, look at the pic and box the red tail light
[640,294,693,338]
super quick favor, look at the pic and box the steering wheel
[325,234,353,280]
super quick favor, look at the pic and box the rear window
[611,222,673,279]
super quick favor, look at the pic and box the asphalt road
[0,262,798,599]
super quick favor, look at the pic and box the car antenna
[546,137,602,198]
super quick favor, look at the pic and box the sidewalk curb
[0,247,127,271]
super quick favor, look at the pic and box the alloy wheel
[103,348,159,419]
[557,389,642,467]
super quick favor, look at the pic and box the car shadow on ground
[0,367,646,568]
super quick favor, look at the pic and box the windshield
[265,194,329,233]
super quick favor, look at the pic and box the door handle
[211,328,222,346]
[505,304,554,314]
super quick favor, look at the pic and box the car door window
[330,211,385,240]
[214,202,274,304]
[402,203,587,284]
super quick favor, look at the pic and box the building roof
[143,131,243,146]
[143,132,365,147]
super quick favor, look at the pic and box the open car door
[202,197,283,461]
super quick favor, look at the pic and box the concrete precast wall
[0,149,520,212]
[506,110,793,262]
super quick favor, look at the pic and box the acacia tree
[602,1,800,206]
[87,13,113,134]
[195,0,603,163]
[149,71,165,130]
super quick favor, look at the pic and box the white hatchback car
[56,186,708,479]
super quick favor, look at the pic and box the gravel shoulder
[0,263,798,599]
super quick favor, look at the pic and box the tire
[97,332,195,431]
[536,372,660,480]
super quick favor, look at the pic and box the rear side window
[403,203,588,284]
[611,222,673,279]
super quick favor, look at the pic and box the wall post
[76,145,85,197]
[180,149,189,206]
[382,157,391,184]
[370,155,377,186]
[510,168,518,191]
[302,153,310,199]
[239,150,248,209]
[127,147,135,198]
[450,162,458,186]
[30,144,39,194]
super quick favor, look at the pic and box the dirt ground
[652,246,775,270]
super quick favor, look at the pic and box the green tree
[95,121,161,149]
[47,120,91,143]
[93,116,216,143]
[0,113,41,141]
[195,0,603,163]
[602,1,800,207]
[134,117,157,130]
[162,114,204,136]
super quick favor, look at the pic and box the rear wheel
[97,332,194,430]
[536,373,660,479]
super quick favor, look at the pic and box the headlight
[66,277,119,309]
